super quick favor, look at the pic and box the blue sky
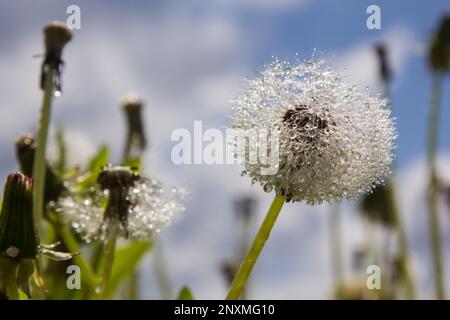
[1,0,450,299]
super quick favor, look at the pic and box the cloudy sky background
[1,0,450,299]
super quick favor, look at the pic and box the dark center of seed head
[282,104,329,133]
[98,165,140,191]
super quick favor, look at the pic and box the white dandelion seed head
[56,177,186,242]
[231,57,396,204]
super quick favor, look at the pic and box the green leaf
[177,286,194,300]
[75,145,109,189]
[106,240,152,298]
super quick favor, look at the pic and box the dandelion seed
[57,165,186,242]
[230,57,396,204]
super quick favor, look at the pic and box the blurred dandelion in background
[57,165,186,242]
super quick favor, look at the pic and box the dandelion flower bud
[231,58,396,204]
[375,43,392,82]
[360,184,394,227]
[14,134,66,206]
[0,173,38,260]
[57,165,186,242]
[0,173,75,298]
[121,93,148,160]
[15,134,35,176]
[429,14,450,72]
[41,21,72,92]
[233,195,256,221]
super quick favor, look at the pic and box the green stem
[426,72,445,300]
[98,222,119,299]
[49,213,98,295]
[381,77,416,299]
[127,272,139,300]
[385,179,415,299]
[7,279,19,300]
[226,195,285,300]
[153,240,173,299]
[33,66,55,231]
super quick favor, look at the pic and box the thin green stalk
[127,273,139,300]
[33,66,55,231]
[385,179,415,299]
[154,240,173,299]
[6,263,19,300]
[381,76,416,299]
[226,195,285,300]
[329,204,343,291]
[426,72,445,299]
[98,222,119,299]
[48,213,98,294]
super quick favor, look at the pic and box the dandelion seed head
[231,58,396,204]
[43,22,72,53]
[57,177,186,242]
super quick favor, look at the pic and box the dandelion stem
[154,240,173,299]
[48,212,98,294]
[7,280,19,300]
[380,69,416,299]
[32,66,55,231]
[226,195,285,300]
[99,222,119,299]
[385,179,416,299]
[426,72,445,299]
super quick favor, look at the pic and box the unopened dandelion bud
[0,173,39,260]
[429,14,450,72]
[220,262,238,285]
[14,134,66,205]
[121,93,148,160]
[15,134,35,176]
[375,43,392,82]
[233,195,256,221]
[360,185,394,227]
[0,173,75,299]
[41,21,72,92]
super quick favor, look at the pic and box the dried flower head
[57,165,186,242]
[231,58,396,204]
[121,93,148,160]
[375,43,392,82]
[41,21,72,93]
